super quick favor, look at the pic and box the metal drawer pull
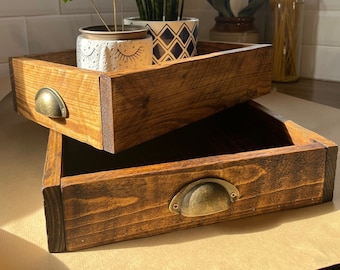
[169,178,239,217]
[35,87,68,118]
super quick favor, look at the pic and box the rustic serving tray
[42,101,337,252]
[10,41,272,153]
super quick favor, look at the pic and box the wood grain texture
[101,43,273,153]
[60,144,327,251]
[10,57,103,149]
[42,130,65,252]
[196,41,250,54]
[11,42,272,154]
[27,50,76,66]
[42,102,336,252]
[284,120,338,202]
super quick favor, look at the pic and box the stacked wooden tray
[10,41,337,252]
[10,41,272,153]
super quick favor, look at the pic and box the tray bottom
[62,102,293,176]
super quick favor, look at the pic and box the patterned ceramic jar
[124,17,199,64]
[77,25,153,72]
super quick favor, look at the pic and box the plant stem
[113,0,117,31]
[121,0,124,30]
[90,0,111,31]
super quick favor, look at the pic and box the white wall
[300,0,340,81]
[0,0,339,100]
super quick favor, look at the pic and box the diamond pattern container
[124,17,199,64]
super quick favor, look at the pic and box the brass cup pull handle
[35,87,68,118]
[169,178,239,217]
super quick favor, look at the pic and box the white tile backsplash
[0,17,29,62]
[319,0,340,11]
[301,44,340,81]
[301,1,340,82]
[91,13,114,26]
[0,0,339,95]
[61,0,138,15]
[304,0,319,11]
[26,15,91,54]
[303,11,340,46]
[0,0,59,17]
[61,0,113,15]
[184,8,216,41]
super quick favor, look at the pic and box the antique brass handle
[169,178,239,217]
[35,87,68,118]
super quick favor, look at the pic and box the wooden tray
[10,41,272,154]
[42,101,337,252]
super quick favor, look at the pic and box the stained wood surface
[60,143,328,251]
[11,42,272,154]
[100,43,273,153]
[42,130,65,252]
[197,41,250,54]
[61,102,294,176]
[42,102,337,251]
[284,120,338,202]
[10,57,103,149]
[27,50,76,66]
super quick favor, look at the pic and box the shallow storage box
[43,101,337,252]
[10,42,272,154]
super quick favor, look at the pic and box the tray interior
[28,42,250,67]
[62,103,294,177]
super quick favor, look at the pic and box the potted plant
[124,0,199,64]
[207,0,266,43]
[63,0,198,66]
[63,0,153,72]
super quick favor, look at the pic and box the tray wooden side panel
[285,120,338,202]
[24,50,76,66]
[60,142,328,251]
[42,130,65,253]
[10,57,104,149]
[197,41,250,54]
[100,44,273,153]
[10,42,272,153]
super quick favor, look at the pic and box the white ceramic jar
[77,25,153,72]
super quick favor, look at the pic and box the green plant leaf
[207,0,265,18]
[238,0,265,17]
[207,0,232,17]
[136,0,180,21]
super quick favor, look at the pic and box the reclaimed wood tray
[10,41,272,153]
[43,101,337,252]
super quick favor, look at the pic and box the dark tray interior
[62,102,293,176]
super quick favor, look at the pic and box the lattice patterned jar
[124,17,199,64]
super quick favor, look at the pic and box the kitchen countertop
[273,79,340,109]
[1,87,340,269]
